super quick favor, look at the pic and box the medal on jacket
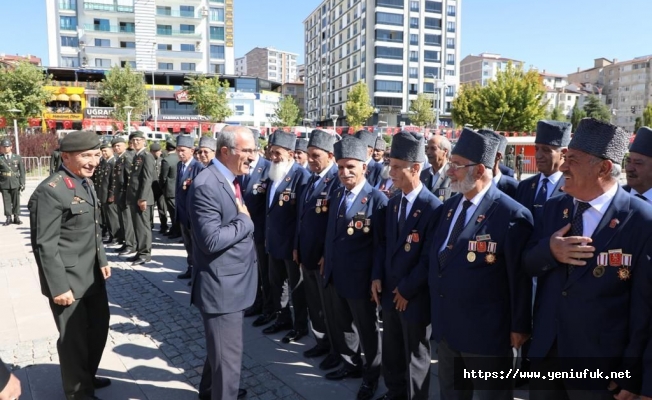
[467,241,477,262]
[315,199,322,213]
[363,218,370,233]
[347,220,354,236]
[485,242,498,264]
[404,233,413,252]
[321,193,328,213]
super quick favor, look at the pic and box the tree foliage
[272,95,301,127]
[408,93,435,128]
[451,62,547,131]
[643,104,652,127]
[99,64,149,129]
[184,74,232,123]
[344,82,374,128]
[0,61,52,127]
[582,95,611,123]
[549,105,567,122]
[570,103,586,131]
[634,116,643,133]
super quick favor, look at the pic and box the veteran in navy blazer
[624,126,652,206]
[355,130,384,187]
[524,118,652,399]
[429,128,534,400]
[372,131,442,400]
[322,135,387,400]
[421,135,454,201]
[480,130,519,199]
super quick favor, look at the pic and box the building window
[375,12,403,26]
[375,46,403,60]
[60,36,79,47]
[375,64,403,76]
[424,34,441,45]
[180,5,194,17]
[59,0,76,10]
[236,78,257,93]
[375,0,404,8]
[424,50,440,62]
[447,5,456,16]
[210,45,225,59]
[446,69,455,76]
[410,34,418,45]
[181,63,196,71]
[157,25,172,35]
[93,18,110,31]
[424,17,441,29]
[180,24,195,34]
[156,6,171,15]
[446,38,455,49]
[120,41,135,48]
[446,54,455,65]
[94,38,110,47]
[61,56,79,67]
[409,51,418,62]
[158,43,172,50]
[375,80,402,93]
[423,66,439,77]
[210,26,224,41]
[446,21,455,32]
[409,17,418,28]
[374,97,402,107]
[60,16,77,30]
[210,64,225,74]
[409,1,419,11]
[375,29,403,43]
[95,58,111,68]
[158,62,173,70]
[120,22,135,32]
[425,1,442,13]
[234,105,245,116]
[120,61,136,68]
[180,44,196,51]
[210,8,225,22]
[409,67,418,78]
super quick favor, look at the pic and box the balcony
[156,10,202,19]
[156,49,203,60]
[84,24,135,34]
[156,29,201,38]
[84,2,134,13]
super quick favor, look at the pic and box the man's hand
[107,195,114,204]
[371,279,382,306]
[53,290,75,306]
[237,199,250,217]
[318,257,324,276]
[639,396,651,400]
[138,199,147,211]
[292,249,298,264]
[101,266,111,280]
[510,332,530,349]
[0,372,21,400]
[613,389,636,400]
[549,223,594,265]
[19,185,24,192]
[392,288,408,311]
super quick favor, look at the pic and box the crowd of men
[7,117,652,400]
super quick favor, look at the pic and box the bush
[1,133,59,157]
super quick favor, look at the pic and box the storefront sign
[83,107,114,119]
[43,113,83,121]
[160,115,209,121]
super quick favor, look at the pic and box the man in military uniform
[372,137,386,162]
[0,139,25,225]
[480,130,518,198]
[159,140,179,238]
[421,135,453,201]
[96,143,115,242]
[372,131,442,400]
[355,130,383,187]
[429,128,533,400]
[125,132,155,265]
[294,138,309,169]
[50,139,63,175]
[625,126,652,205]
[196,136,217,167]
[505,146,516,170]
[516,147,525,180]
[150,142,168,234]
[28,130,112,400]
[524,118,652,399]
[109,136,135,256]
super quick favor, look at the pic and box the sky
[1,0,651,75]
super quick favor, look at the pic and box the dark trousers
[165,196,178,234]
[322,283,381,383]
[1,188,19,217]
[302,267,331,349]
[181,224,194,267]
[48,289,110,400]
[268,256,308,330]
[105,203,120,238]
[253,242,274,315]
[119,204,135,250]
[201,310,244,400]
[131,204,152,260]
[436,339,513,400]
[382,307,431,400]
[152,194,168,229]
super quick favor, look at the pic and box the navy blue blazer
[295,163,341,270]
[514,173,565,219]
[373,188,442,323]
[323,181,388,299]
[495,173,518,199]
[429,185,534,356]
[188,164,257,315]
[524,187,652,392]
[240,157,271,245]
[499,163,514,177]
[365,159,383,188]
[265,162,310,260]
[419,165,454,202]
[176,159,205,228]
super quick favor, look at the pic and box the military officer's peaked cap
[0,139,11,147]
[269,130,296,151]
[60,130,101,152]
[630,126,652,158]
[308,130,336,154]
[295,138,309,153]
[198,136,217,151]
[128,131,146,141]
[390,131,425,163]
[176,134,194,149]
[334,135,367,162]
[535,120,572,147]
[569,118,629,164]
[111,136,126,145]
[374,137,387,151]
[100,142,111,150]
[453,127,500,169]
[354,129,376,148]
[149,142,161,152]
[166,139,177,149]
[478,129,507,155]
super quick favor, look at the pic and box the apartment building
[46,0,234,74]
[235,47,299,84]
[304,0,461,128]
[459,52,523,87]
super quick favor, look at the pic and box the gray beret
[199,136,217,151]
[354,130,376,148]
[100,142,111,150]
[0,139,11,147]
[629,126,652,158]
[149,142,161,152]
[308,130,335,153]
[536,120,572,147]
[128,131,146,141]
[165,139,177,149]
[295,138,309,153]
[269,130,296,151]
[60,130,101,152]
[176,134,194,148]
[453,128,500,169]
[334,135,367,162]
[390,131,425,163]
[111,136,126,146]
[374,137,387,151]
[569,118,629,164]
[478,129,507,155]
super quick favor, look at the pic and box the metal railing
[83,24,135,33]
[23,157,52,181]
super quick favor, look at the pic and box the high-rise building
[460,53,523,87]
[234,47,299,84]
[304,0,461,128]
[46,0,235,74]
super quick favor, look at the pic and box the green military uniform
[28,131,109,400]
[50,149,62,175]
[505,152,515,170]
[159,142,179,236]
[109,143,135,252]
[150,143,168,232]
[0,140,26,224]
[126,133,155,263]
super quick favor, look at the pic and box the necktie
[398,196,408,234]
[306,174,318,201]
[82,178,93,204]
[233,178,242,201]
[567,201,591,276]
[636,193,648,201]
[438,200,472,267]
[338,190,351,218]
[180,163,187,177]
[533,178,549,220]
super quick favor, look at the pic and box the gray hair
[216,126,254,154]
[438,136,452,160]
[610,163,622,179]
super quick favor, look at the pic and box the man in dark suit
[480,130,518,198]
[28,130,112,400]
[421,134,454,201]
[0,356,21,399]
[355,130,383,187]
[188,126,256,400]
[524,118,652,400]
[50,139,62,174]
[176,135,204,280]
[372,137,386,162]
[294,130,341,369]
[294,138,309,169]
[624,126,652,206]
[109,136,135,255]
[428,128,534,400]
[97,143,115,242]
[0,138,25,225]
[159,140,179,238]
[372,131,442,400]
[262,131,310,343]
[150,142,168,234]
[322,135,387,400]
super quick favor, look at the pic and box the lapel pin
[447,209,453,219]
[531,182,536,189]
[609,218,619,229]
[394,205,398,213]
[476,215,485,223]
[257,167,262,173]
[361,197,367,204]
[285,176,291,182]
[563,208,569,219]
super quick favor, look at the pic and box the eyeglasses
[448,162,479,171]
[196,150,214,155]
[231,147,256,155]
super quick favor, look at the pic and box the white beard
[269,160,293,182]
[380,164,391,180]
[450,168,476,194]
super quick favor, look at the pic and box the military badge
[439,195,444,201]
[618,267,631,281]
[361,197,368,204]
[485,253,496,264]
[257,167,262,173]
[531,181,536,189]
[593,266,605,278]
[609,219,619,229]
[321,198,328,213]
[63,177,75,189]
[476,215,485,223]
[183,178,192,190]
[411,232,419,243]
[354,220,364,230]
[447,209,453,219]
[283,194,290,202]
[563,208,569,219]
[477,241,487,253]
[597,252,608,266]
[468,241,477,251]
[467,252,476,262]
[347,227,354,235]
[405,243,411,252]
[608,249,623,267]
[363,219,371,233]
[285,176,291,182]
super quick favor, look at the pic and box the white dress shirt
[537,171,563,200]
[440,183,492,252]
[398,183,423,222]
[579,183,618,237]
[630,187,652,205]
[340,178,367,213]
[212,158,236,197]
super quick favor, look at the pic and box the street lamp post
[330,114,339,129]
[8,109,21,155]
[123,106,134,136]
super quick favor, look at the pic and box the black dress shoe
[116,245,127,252]
[132,258,150,266]
[304,345,330,358]
[325,366,362,381]
[199,389,246,399]
[13,217,22,225]
[119,249,137,256]
[252,313,275,327]
[262,320,292,334]
[126,255,140,262]
[244,304,262,317]
[159,227,169,234]
[3,217,11,226]
[357,380,378,400]
[281,329,308,343]
[177,268,192,279]
[168,233,182,239]
[319,353,342,370]
[93,376,111,389]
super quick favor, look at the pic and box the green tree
[408,93,435,128]
[582,95,611,123]
[272,95,301,127]
[643,103,652,127]
[184,74,232,126]
[634,116,643,133]
[344,81,374,128]
[451,83,484,128]
[99,64,148,130]
[0,61,52,127]
[549,105,567,122]
[570,103,586,131]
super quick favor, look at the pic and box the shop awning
[50,94,58,101]
[57,93,70,101]
[69,94,82,101]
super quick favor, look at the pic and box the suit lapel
[267,164,296,213]
[551,176,565,198]
[392,190,426,255]
[346,182,372,220]
[211,165,236,207]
